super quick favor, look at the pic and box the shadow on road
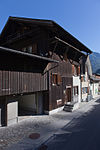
[41,98,100,150]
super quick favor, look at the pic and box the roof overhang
[0,16,92,54]
[49,36,86,63]
[0,46,58,73]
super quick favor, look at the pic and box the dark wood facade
[0,17,92,116]
[0,71,48,96]
[46,53,73,111]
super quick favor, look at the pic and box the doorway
[65,88,71,102]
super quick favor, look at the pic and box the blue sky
[0,0,100,53]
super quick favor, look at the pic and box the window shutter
[52,74,57,85]
[72,65,75,75]
[52,74,55,84]
[78,66,80,75]
[81,76,83,82]
[57,74,62,85]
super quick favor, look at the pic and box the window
[81,75,86,82]
[21,43,37,54]
[78,66,80,75]
[27,46,32,53]
[52,73,62,85]
[74,66,78,76]
[52,74,57,85]
[72,65,80,76]
[82,87,88,94]
[73,86,78,95]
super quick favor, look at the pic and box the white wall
[73,76,81,103]
[82,93,88,101]
[90,83,99,98]
[82,82,88,88]
[92,83,99,98]
[7,99,18,126]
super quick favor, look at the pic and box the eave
[0,46,58,73]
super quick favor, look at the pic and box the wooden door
[65,88,71,102]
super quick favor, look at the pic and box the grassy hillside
[89,52,100,74]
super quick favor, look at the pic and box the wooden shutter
[57,74,62,85]
[52,74,57,85]
[78,66,80,75]
[72,65,75,75]
[81,76,83,82]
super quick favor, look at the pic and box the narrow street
[43,98,100,150]
[0,97,99,150]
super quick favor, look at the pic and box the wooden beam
[54,36,86,56]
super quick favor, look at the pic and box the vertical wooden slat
[0,71,2,96]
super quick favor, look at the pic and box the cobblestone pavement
[0,115,55,149]
[0,96,99,150]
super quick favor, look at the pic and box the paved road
[0,96,99,150]
[43,98,100,150]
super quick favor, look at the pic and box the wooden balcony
[0,70,48,96]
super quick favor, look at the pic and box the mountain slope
[89,52,100,74]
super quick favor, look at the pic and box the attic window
[22,43,37,54]
[27,46,32,53]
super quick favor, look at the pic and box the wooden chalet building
[0,16,92,126]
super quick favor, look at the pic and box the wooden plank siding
[47,53,73,111]
[0,71,48,96]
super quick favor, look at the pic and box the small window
[52,73,62,85]
[78,66,80,75]
[82,87,88,94]
[74,66,78,76]
[22,43,37,54]
[72,65,80,76]
[52,74,58,85]
[73,86,78,95]
[27,46,32,53]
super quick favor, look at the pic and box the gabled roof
[0,16,92,54]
